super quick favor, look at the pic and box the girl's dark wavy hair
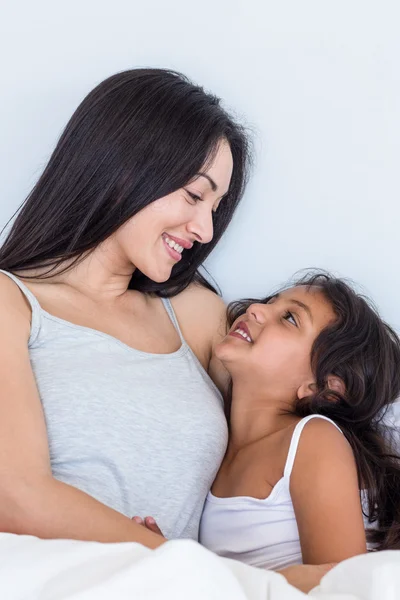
[227,272,400,551]
[0,68,251,296]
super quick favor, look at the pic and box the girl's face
[215,286,336,404]
[107,139,233,282]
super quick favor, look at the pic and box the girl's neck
[228,383,298,451]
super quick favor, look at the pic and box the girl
[199,273,400,568]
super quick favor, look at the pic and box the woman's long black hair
[227,272,400,551]
[0,68,251,296]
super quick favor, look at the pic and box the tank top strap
[283,415,343,480]
[161,297,186,344]
[0,270,42,345]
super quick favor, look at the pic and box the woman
[0,68,248,547]
[0,69,332,591]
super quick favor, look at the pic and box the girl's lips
[229,320,253,343]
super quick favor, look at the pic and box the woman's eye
[185,190,202,204]
[283,311,297,327]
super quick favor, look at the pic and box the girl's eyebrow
[268,293,313,323]
[289,299,313,324]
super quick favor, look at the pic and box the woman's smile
[162,233,193,262]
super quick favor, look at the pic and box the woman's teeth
[164,236,184,254]
[234,328,252,343]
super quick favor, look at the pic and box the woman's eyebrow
[195,172,217,192]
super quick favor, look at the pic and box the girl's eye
[283,311,298,327]
[185,190,202,204]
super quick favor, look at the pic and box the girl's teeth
[234,328,252,342]
[164,236,183,254]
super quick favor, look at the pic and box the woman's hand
[278,563,336,593]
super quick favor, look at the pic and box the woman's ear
[326,375,346,397]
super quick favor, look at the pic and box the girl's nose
[246,303,269,324]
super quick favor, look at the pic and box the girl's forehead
[278,286,335,327]
[280,285,323,301]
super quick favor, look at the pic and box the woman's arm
[0,275,163,548]
[290,418,367,564]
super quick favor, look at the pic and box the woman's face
[109,139,233,282]
[215,286,336,404]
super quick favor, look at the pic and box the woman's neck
[20,241,136,304]
[62,249,135,301]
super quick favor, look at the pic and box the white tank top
[199,415,342,570]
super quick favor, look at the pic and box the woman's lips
[162,236,183,261]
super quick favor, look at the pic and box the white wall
[1,1,400,326]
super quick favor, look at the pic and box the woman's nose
[186,206,214,244]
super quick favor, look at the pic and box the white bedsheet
[0,533,398,599]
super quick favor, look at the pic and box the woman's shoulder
[0,272,31,337]
[170,283,228,386]
[171,282,227,335]
[172,281,226,306]
[0,271,30,310]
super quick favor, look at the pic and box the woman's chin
[142,266,173,284]
[153,273,171,283]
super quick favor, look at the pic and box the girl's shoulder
[294,415,346,444]
[291,416,351,463]
[289,416,356,489]
[289,416,366,563]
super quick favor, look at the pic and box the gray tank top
[1,270,228,540]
